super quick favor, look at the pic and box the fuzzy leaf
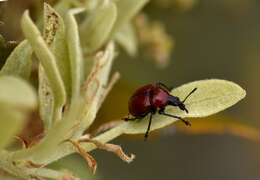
[25,166,79,179]
[124,79,246,134]
[77,42,115,135]
[65,8,84,100]
[78,138,135,163]
[13,97,86,164]
[0,105,25,150]
[84,0,100,11]
[115,23,137,56]
[80,2,117,53]
[38,3,72,130]
[0,40,32,79]
[0,75,37,149]
[0,76,37,108]
[53,0,81,18]
[21,10,66,123]
[38,65,54,131]
[110,0,149,37]
[44,3,71,98]
[13,42,117,163]
[68,140,97,174]
[49,154,98,180]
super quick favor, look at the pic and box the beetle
[124,82,197,140]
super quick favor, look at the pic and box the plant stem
[10,122,127,165]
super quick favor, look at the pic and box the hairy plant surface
[0,1,246,179]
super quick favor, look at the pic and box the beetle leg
[158,109,191,126]
[144,112,153,141]
[123,117,139,121]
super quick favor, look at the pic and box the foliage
[0,0,246,179]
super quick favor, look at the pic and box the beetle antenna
[182,88,197,103]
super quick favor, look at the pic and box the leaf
[39,3,72,130]
[21,10,66,123]
[25,166,79,180]
[170,79,246,117]
[53,0,81,18]
[68,140,97,174]
[97,72,120,109]
[38,65,54,131]
[84,0,101,11]
[79,2,117,53]
[123,79,246,134]
[110,0,149,37]
[114,23,138,56]
[49,154,98,180]
[0,40,32,79]
[44,3,71,99]
[0,105,25,150]
[65,8,84,100]
[0,75,36,150]
[0,76,37,108]
[78,137,135,163]
[10,79,246,170]
[78,42,116,134]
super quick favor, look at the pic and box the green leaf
[13,97,86,164]
[0,75,36,150]
[25,165,79,179]
[21,10,66,123]
[0,76,37,108]
[114,23,137,56]
[0,105,25,150]
[38,65,54,131]
[54,0,81,18]
[13,77,246,169]
[38,3,71,130]
[44,3,71,99]
[76,42,116,135]
[110,0,149,37]
[123,79,246,134]
[0,40,32,79]
[65,8,84,100]
[79,1,117,53]
[50,154,99,180]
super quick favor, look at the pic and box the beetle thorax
[151,87,169,108]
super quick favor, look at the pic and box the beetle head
[168,87,197,114]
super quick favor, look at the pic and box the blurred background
[1,0,260,179]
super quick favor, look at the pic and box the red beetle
[124,82,197,140]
